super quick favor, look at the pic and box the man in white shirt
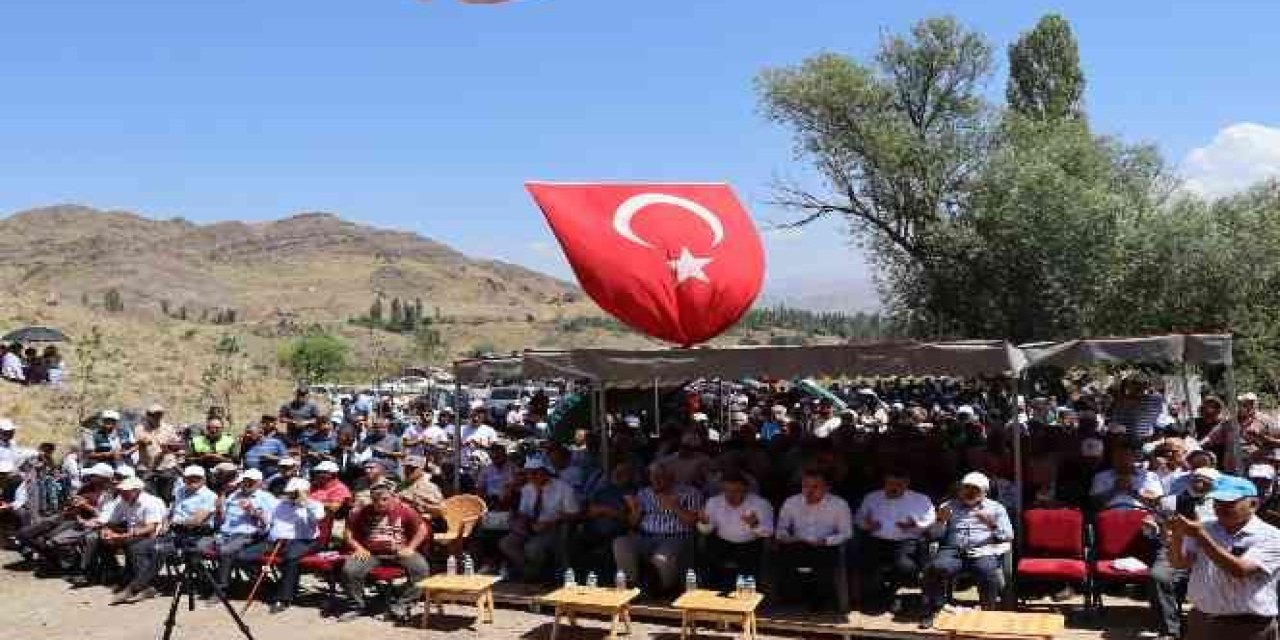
[1091,442,1164,510]
[499,458,579,582]
[236,477,326,612]
[855,468,936,613]
[1,344,25,382]
[696,470,773,591]
[101,477,167,604]
[0,419,32,470]
[461,408,498,456]
[775,469,853,610]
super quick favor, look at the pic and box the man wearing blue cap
[1169,474,1280,640]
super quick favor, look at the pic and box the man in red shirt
[308,460,352,521]
[339,480,429,621]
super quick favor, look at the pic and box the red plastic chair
[1015,508,1089,605]
[1089,509,1154,609]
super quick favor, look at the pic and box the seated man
[499,458,578,582]
[98,477,167,604]
[920,472,1013,629]
[189,418,238,468]
[775,469,853,610]
[308,460,353,521]
[240,424,287,476]
[855,467,936,613]
[265,457,302,496]
[237,477,326,614]
[575,461,636,577]
[19,463,113,572]
[697,470,774,591]
[116,465,217,604]
[198,469,275,593]
[398,455,445,520]
[340,480,429,621]
[613,462,704,594]
[1092,442,1164,510]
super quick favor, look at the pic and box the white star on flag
[668,247,713,285]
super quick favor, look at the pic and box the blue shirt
[170,485,218,525]
[760,422,783,442]
[220,489,278,536]
[931,497,1014,557]
[300,430,337,458]
[243,437,287,472]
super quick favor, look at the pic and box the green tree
[369,297,384,324]
[278,331,350,384]
[200,334,252,423]
[389,297,403,329]
[65,325,124,422]
[103,288,125,312]
[413,324,449,365]
[1006,14,1085,122]
[758,16,993,266]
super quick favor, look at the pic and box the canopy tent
[453,355,538,385]
[1019,334,1233,369]
[518,340,1026,387]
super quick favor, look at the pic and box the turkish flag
[526,182,766,347]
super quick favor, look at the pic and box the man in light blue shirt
[241,425,287,476]
[197,469,275,591]
[921,472,1014,629]
[120,466,218,601]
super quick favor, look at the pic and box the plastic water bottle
[586,571,598,588]
[563,568,577,588]
[463,554,475,577]
[735,574,746,597]
[684,569,698,593]
[446,555,457,576]
[614,569,627,591]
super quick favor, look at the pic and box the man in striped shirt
[612,462,703,594]
[1169,474,1280,640]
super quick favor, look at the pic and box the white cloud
[1182,122,1280,198]
[526,241,557,256]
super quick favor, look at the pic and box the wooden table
[537,586,640,640]
[671,589,764,640]
[932,610,1065,640]
[417,574,502,629]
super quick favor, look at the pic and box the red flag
[526,182,766,347]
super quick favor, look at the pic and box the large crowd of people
[1,377,1279,640]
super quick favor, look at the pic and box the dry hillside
[0,205,664,446]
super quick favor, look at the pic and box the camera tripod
[158,547,256,640]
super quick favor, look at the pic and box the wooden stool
[417,574,502,629]
[537,586,640,640]
[932,610,1065,640]
[672,589,764,640]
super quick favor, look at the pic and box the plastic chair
[1089,509,1154,610]
[432,494,488,556]
[1014,508,1089,606]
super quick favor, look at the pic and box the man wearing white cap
[22,463,115,576]
[114,466,218,604]
[308,460,353,520]
[920,472,1013,628]
[265,457,302,497]
[0,418,28,469]
[198,468,275,593]
[500,458,579,582]
[98,476,166,603]
[237,477,325,613]
[1238,393,1280,458]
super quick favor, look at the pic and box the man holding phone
[1169,475,1280,640]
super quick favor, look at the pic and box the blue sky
[3,0,1279,309]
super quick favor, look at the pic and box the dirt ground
[0,550,787,640]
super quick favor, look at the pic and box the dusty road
[0,551,782,640]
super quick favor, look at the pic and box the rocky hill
[0,205,589,323]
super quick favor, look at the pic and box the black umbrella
[2,326,70,343]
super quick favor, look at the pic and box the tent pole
[1012,373,1025,519]
[599,385,611,478]
[1180,363,1194,432]
[1224,364,1242,474]
[453,377,464,494]
[653,377,661,438]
